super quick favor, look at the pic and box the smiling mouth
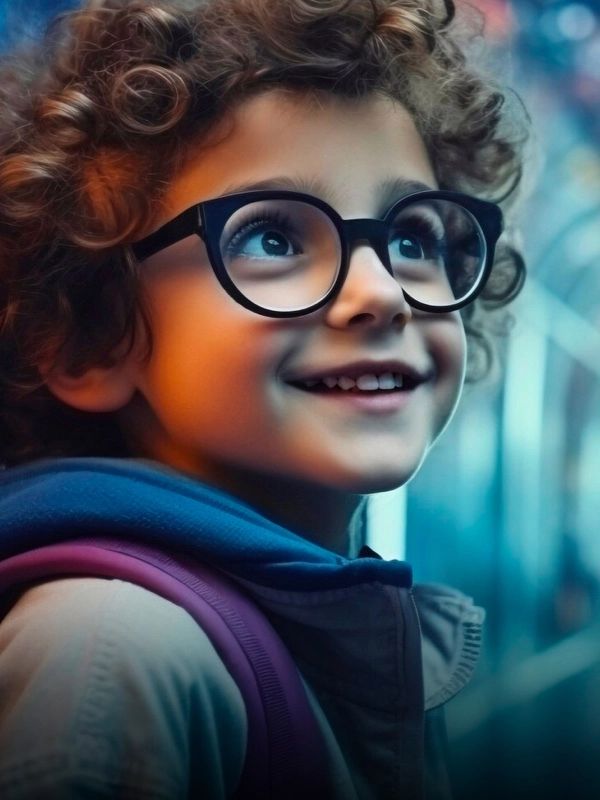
[289,371,423,394]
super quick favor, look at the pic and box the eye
[395,234,425,260]
[225,214,302,259]
[388,208,446,266]
[389,224,444,263]
[256,229,293,257]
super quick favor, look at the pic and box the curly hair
[0,0,528,465]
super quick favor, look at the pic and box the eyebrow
[219,175,435,216]
[376,177,436,215]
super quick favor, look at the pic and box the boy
[0,0,526,797]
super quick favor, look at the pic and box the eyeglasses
[131,189,503,317]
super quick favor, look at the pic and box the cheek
[430,315,467,426]
[444,316,467,381]
[137,278,290,431]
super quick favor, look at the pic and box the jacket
[0,457,484,799]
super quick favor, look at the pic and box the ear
[45,359,138,413]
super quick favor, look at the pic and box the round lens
[387,199,486,307]
[219,199,341,313]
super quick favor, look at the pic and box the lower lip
[300,388,416,413]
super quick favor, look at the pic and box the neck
[122,406,364,555]
[192,463,365,556]
[227,472,366,556]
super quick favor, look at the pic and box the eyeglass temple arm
[131,205,203,261]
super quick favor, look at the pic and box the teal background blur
[405,2,600,797]
[1,0,599,797]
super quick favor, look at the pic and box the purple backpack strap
[0,537,329,799]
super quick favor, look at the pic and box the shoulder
[0,577,247,799]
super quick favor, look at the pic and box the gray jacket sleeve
[0,577,247,799]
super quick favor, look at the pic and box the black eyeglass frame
[131,189,503,317]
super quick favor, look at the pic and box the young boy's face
[119,91,467,496]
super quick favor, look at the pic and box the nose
[324,241,413,330]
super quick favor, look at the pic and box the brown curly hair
[0,0,528,466]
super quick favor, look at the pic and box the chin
[314,460,425,495]
[349,474,413,495]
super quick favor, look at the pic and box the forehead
[161,90,437,222]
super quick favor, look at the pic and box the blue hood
[0,458,412,591]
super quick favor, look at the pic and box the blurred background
[1,0,599,797]
[403,1,600,798]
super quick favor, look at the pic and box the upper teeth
[303,372,404,391]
